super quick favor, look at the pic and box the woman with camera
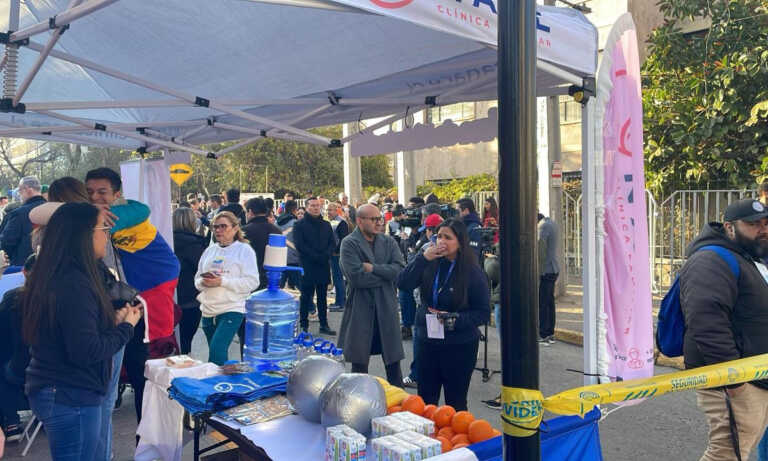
[397,218,489,411]
[195,211,259,365]
[23,202,142,461]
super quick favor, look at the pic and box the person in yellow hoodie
[195,211,260,365]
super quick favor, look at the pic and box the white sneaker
[538,337,550,346]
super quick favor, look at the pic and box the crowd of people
[0,168,556,460]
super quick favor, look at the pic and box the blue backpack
[656,245,740,357]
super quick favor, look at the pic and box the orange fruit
[387,405,402,414]
[451,411,475,434]
[453,443,469,450]
[423,404,438,419]
[436,436,453,453]
[402,395,426,416]
[450,433,470,446]
[492,429,502,437]
[433,405,456,428]
[437,426,455,440]
[468,419,495,443]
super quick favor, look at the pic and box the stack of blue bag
[168,370,288,416]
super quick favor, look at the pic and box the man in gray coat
[338,204,405,386]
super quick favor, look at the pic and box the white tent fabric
[0,0,597,153]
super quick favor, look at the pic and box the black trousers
[415,338,479,411]
[539,273,559,338]
[178,306,202,355]
[352,361,403,387]
[300,281,328,329]
[123,319,148,423]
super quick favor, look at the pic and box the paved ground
[3,286,744,461]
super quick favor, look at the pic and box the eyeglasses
[213,224,231,230]
[360,216,383,223]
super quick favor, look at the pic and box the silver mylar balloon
[320,373,386,436]
[287,356,345,423]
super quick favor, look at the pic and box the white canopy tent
[0,0,603,383]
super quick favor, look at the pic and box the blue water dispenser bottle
[244,234,303,370]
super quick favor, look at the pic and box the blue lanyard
[432,260,456,309]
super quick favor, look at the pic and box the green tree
[361,155,394,189]
[643,0,768,196]
[417,173,497,202]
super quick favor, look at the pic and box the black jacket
[219,203,247,226]
[463,212,484,263]
[398,253,490,344]
[0,287,28,380]
[680,222,768,390]
[243,216,283,289]
[276,212,296,229]
[25,267,134,404]
[293,214,335,285]
[173,230,208,307]
[332,218,349,255]
[0,196,46,266]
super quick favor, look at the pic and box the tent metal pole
[22,41,330,144]
[498,0,539,460]
[4,0,21,100]
[10,0,120,43]
[266,104,332,136]
[215,137,264,157]
[0,119,202,137]
[14,0,85,106]
[175,124,210,143]
[36,110,211,156]
[581,97,599,385]
[211,121,328,146]
[339,107,425,144]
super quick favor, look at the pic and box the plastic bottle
[244,235,302,370]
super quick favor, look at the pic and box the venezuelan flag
[112,204,180,342]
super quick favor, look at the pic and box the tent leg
[581,98,599,385]
[498,1,539,461]
[3,0,21,100]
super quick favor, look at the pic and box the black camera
[476,227,497,255]
[436,312,459,331]
[402,207,421,229]
[439,204,458,220]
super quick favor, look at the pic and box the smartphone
[430,234,437,244]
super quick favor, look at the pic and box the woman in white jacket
[195,211,260,365]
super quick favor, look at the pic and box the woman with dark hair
[173,207,208,354]
[22,202,141,461]
[47,177,90,203]
[397,218,489,411]
[483,197,499,244]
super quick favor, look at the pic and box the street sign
[170,163,193,186]
[551,160,562,187]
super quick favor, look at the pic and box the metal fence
[562,189,757,293]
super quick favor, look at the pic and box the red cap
[424,213,443,228]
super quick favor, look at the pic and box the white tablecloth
[135,359,220,461]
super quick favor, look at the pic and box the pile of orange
[387,395,502,453]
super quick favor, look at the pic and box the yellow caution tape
[501,353,768,437]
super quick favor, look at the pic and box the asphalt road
[4,300,739,461]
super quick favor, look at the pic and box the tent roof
[0,0,597,153]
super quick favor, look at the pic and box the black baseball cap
[724,199,768,222]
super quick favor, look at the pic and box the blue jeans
[96,346,124,460]
[758,429,768,461]
[399,289,416,328]
[330,255,345,307]
[29,387,102,461]
[202,312,245,365]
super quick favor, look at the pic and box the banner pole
[498,0,539,459]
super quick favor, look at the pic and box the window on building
[428,102,476,124]
[559,96,582,124]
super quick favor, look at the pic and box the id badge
[426,314,445,339]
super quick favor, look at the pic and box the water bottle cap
[321,344,332,353]
[335,348,343,356]
[268,234,287,248]
[302,339,313,347]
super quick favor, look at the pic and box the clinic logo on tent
[370,0,413,8]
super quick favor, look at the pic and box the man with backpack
[679,199,768,461]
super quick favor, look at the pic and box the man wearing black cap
[680,198,768,461]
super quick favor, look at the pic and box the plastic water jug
[244,235,302,370]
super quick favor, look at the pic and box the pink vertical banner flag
[600,15,653,381]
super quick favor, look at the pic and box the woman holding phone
[195,211,259,365]
[23,202,141,461]
[397,219,489,411]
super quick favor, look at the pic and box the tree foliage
[643,0,768,196]
[417,173,497,202]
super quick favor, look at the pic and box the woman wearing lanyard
[397,219,489,411]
